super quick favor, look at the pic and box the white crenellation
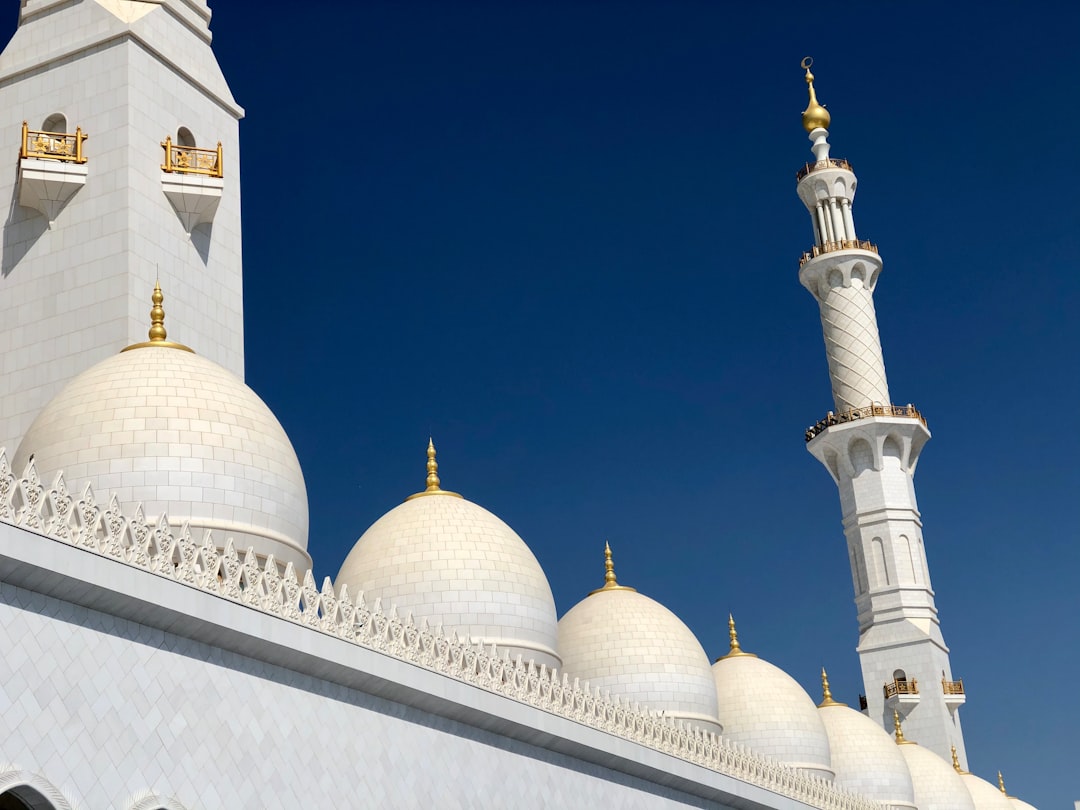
[0,446,878,810]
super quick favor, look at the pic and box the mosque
[0,2,1046,809]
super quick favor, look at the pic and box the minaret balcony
[161,136,224,233]
[942,677,966,711]
[799,239,878,267]
[805,403,925,442]
[18,121,89,226]
[796,156,852,182]
[884,678,920,715]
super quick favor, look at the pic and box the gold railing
[20,121,87,163]
[161,136,223,178]
[942,678,965,695]
[799,239,878,266]
[883,678,918,699]
[796,157,853,182]
[806,403,926,442]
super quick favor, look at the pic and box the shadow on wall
[190,221,212,265]
[2,181,47,278]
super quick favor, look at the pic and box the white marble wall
[0,0,244,452]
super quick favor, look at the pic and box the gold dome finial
[951,745,965,773]
[121,282,193,353]
[588,541,636,596]
[997,771,1009,796]
[405,438,462,501]
[718,614,757,660]
[893,710,913,745]
[425,437,440,491]
[801,56,831,133]
[818,667,846,707]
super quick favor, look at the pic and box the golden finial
[818,667,846,707]
[951,745,965,774]
[406,438,462,500]
[893,710,913,745]
[588,542,636,596]
[718,614,757,660]
[997,771,1009,796]
[121,282,193,353]
[801,56,831,133]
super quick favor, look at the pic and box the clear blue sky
[29,2,1080,805]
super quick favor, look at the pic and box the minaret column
[795,59,968,768]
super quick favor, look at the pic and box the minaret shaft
[796,61,967,769]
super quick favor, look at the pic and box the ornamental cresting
[0,449,882,810]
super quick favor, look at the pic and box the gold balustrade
[799,239,878,266]
[883,678,919,699]
[20,121,87,163]
[161,136,223,178]
[805,403,926,442]
[942,678,965,695]
[796,156,853,182]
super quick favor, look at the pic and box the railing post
[75,126,85,163]
[161,136,172,172]
[215,141,223,178]
[20,121,28,159]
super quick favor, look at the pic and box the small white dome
[336,444,560,670]
[557,545,721,735]
[14,323,309,571]
[898,743,976,810]
[711,624,833,780]
[817,698,915,805]
[963,773,1016,810]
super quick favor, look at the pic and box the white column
[841,200,856,240]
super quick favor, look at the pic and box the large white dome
[335,442,560,670]
[898,743,976,810]
[557,545,721,735]
[816,685,915,806]
[14,296,309,571]
[711,621,833,780]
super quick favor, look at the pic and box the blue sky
[21,1,1080,804]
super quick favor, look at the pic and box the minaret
[794,58,968,766]
[0,1,245,452]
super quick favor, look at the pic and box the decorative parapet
[0,449,876,810]
[941,678,964,696]
[883,679,919,699]
[799,239,878,266]
[161,136,222,177]
[805,403,926,442]
[795,157,852,182]
[20,121,87,163]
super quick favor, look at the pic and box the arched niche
[0,770,74,810]
[40,113,66,134]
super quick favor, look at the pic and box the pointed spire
[121,282,193,353]
[893,710,913,745]
[587,541,636,596]
[718,614,757,660]
[951,745,966,774]
[800,56,831,133]
[818,667,846,707]
[997,771,1010,796]
[405,438,461,500]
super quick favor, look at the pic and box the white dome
[14,340,310,571]
[711,634,833,780]
[557,548,721,735]
[817,700,915,805]
[963,773,1015,810]
[898,743,977,810]
[335,454,560,670]
[1010,797,1039,810]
